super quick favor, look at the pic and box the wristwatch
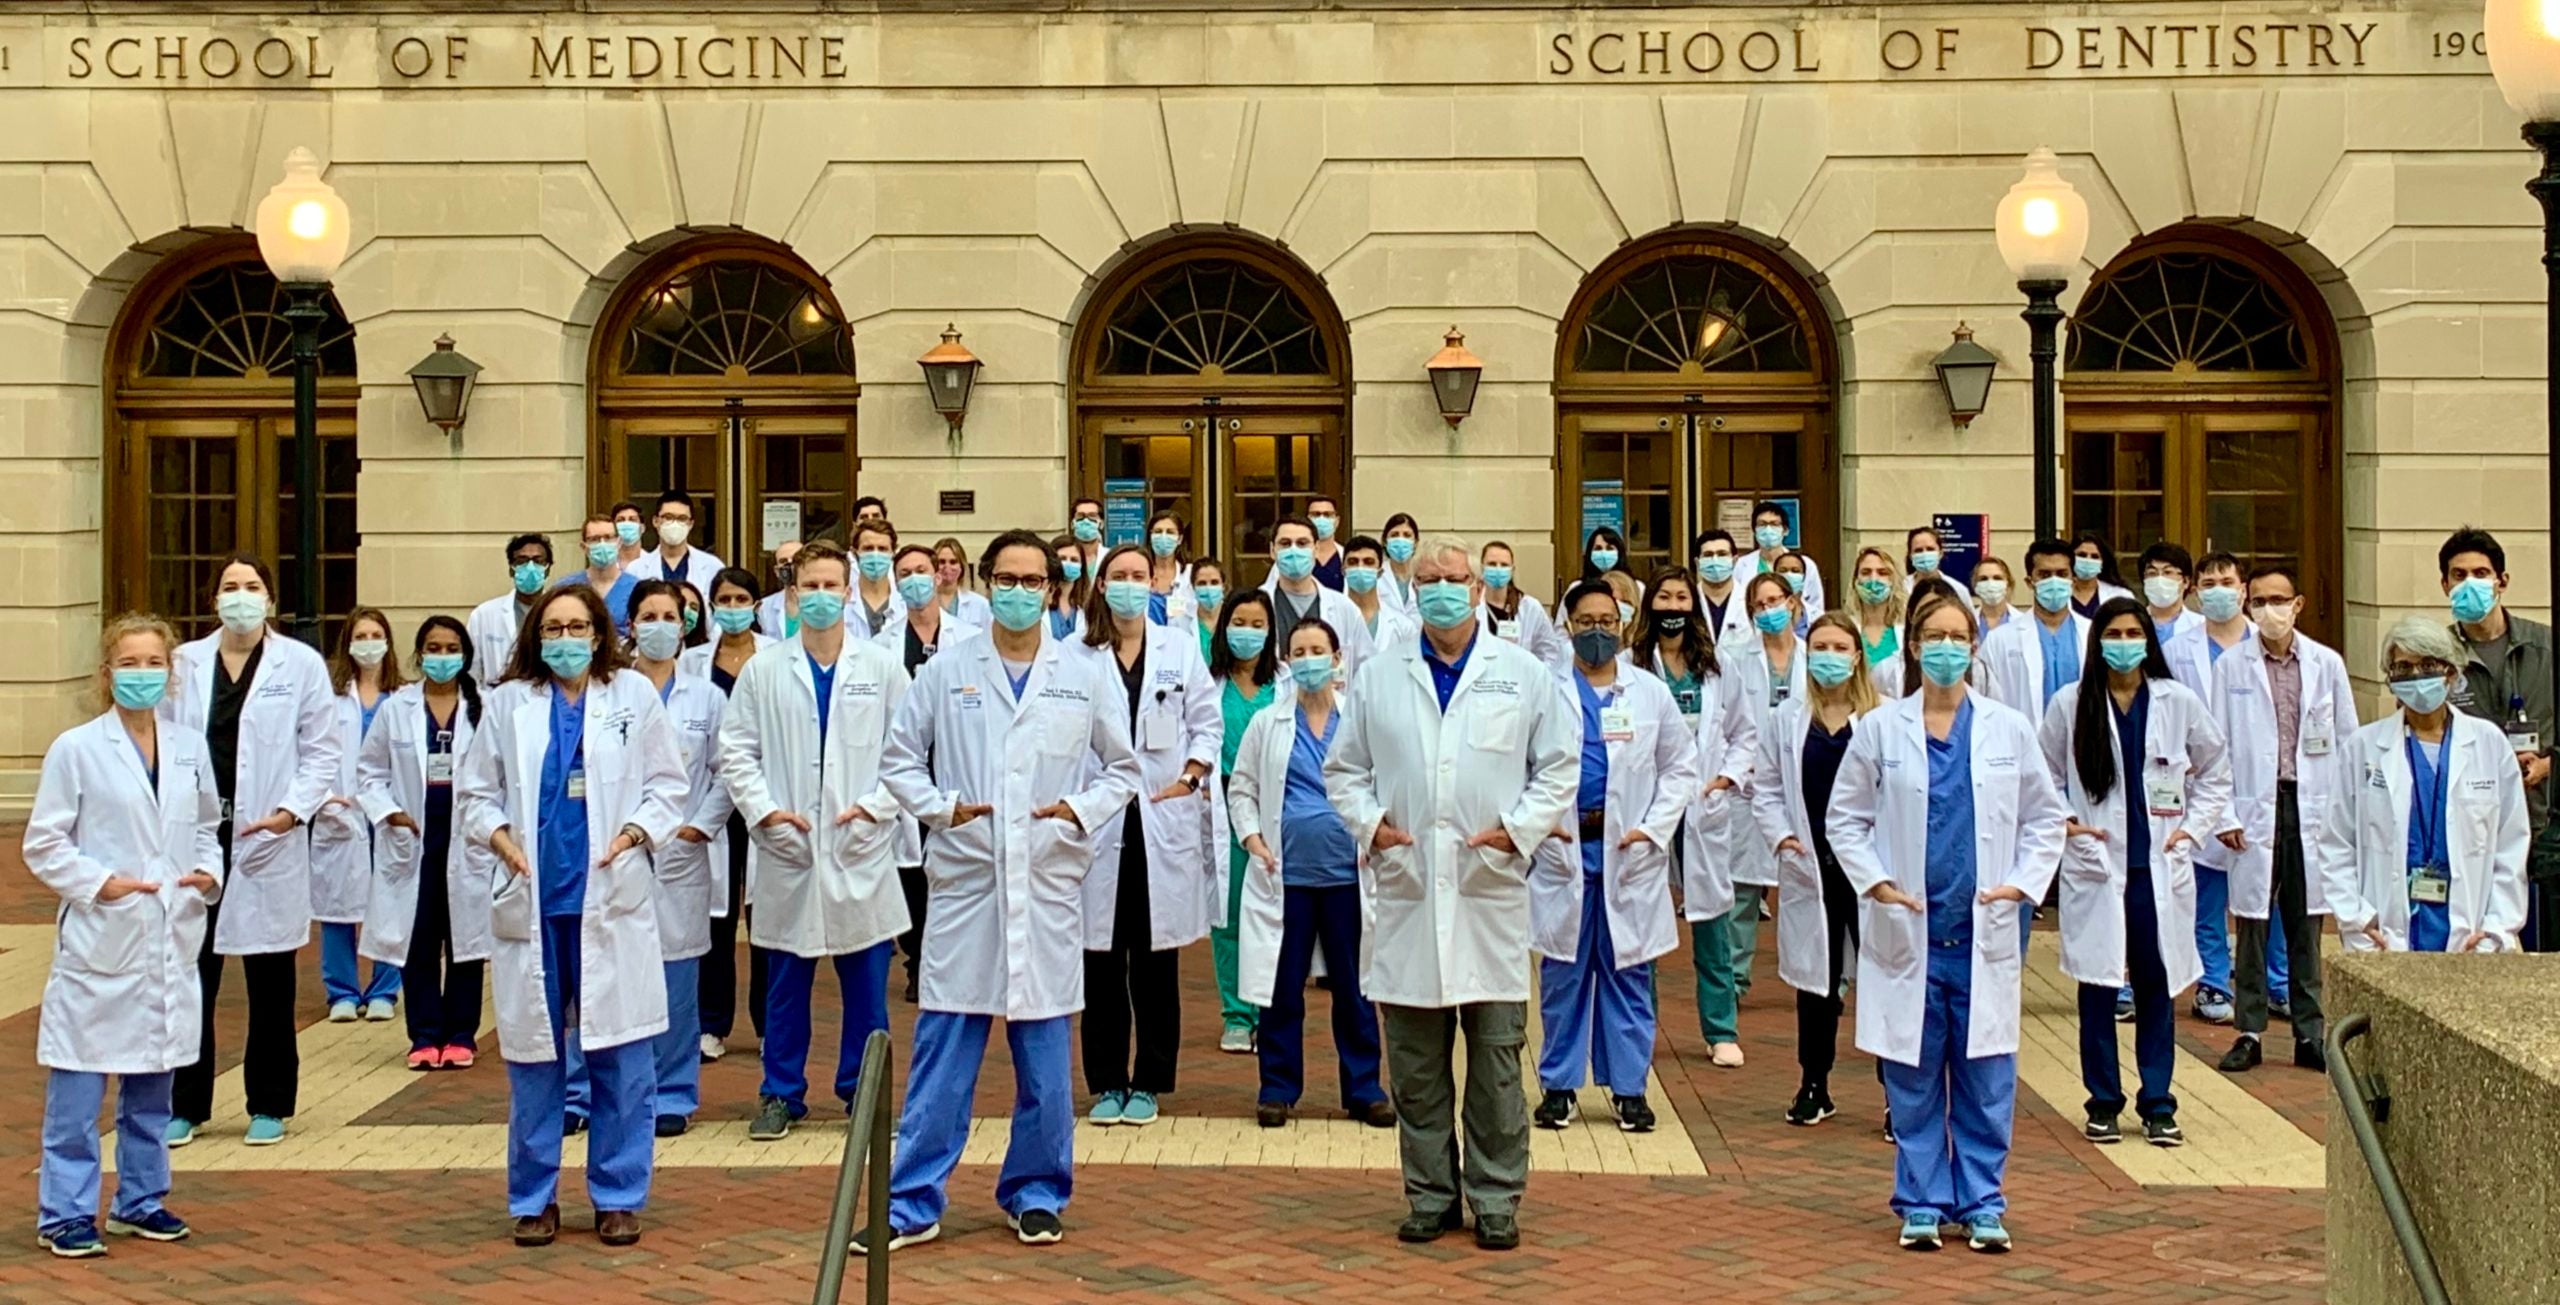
[1179,772,1203,793]
[619,823,651,850]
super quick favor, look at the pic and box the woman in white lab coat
[1827,589,2069,1255]
[1226,618,1393,1129]
[1475,539,1568,672]
[316,609,404,1024]
[1077,544,1221,1127]
[356,615,493,1072]
[1849,547,1908,669]
[25,613,223,1258]
[930,536,995,630]
[459,583,687,1248]
[1752,613,1881,1128]
[1379,512,1423,616]
[686,566,774,1061]
[2319,616,2532,955]
[1143,510,1200,629]
[1675,575,1760,1071]
[1969,557,2018,641]
[1705,572,1811,1057]
[627,580,734,1136]
[162,553,340,1149]
[1529,582,1701,1133]
[1205,587,1278,1052]
[2036,598,2232,1148]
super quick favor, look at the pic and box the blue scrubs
[1257,707,1384,1110]
[1538,674,1657,1098]
[647,674,703,1124]
[322,698,402,1009]
[2038,619,2081,709]
[2194,635,2240,1001]
[1881,698,2018,1226]
[2406,732,2454,953]
[2078,686,2177,1123]
[887,1013,1075,1234]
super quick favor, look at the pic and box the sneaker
[164,1118,195,1149]
[2218,1036,2263,1073]
[2145,1116,2186,1148]
[38,1219,105,1259]
[1397,1205,1466,1243]
[1256,1101,1289,1128]
[2114,996,2136,1023]
[2269,997,2294,1023]
[1785,1084,1836,1127]
[2293,1038,2327,1073]
[243,1116,286,1146]
[1708,1042,1746,1069]
[441,1044,476,1070]
[1219,1024,1256,1054]
[2193,987,2234,1024]
[1358,1099,1397,1129]
[1088,1091,1127,1126]
[2083,1113,2122,1145]
[699,1034,727,1063]
[1898,1213,1941,1250]
[1009,1209,1064,1245]
[1967,1214,2012,1253]
[328,1000,360,1023]
[104,1209,189,1242]
[851,1221,939,1255]
[748,1096,794,1141]
[364,997,396,1022]
[655,1114,689,1138]
[407,1047,443,1071]
[1533,1088,1578,1129]
[1473,1211,1520,1251]
[1119,1091,1160,1126]
[563,1112,589,1137]
[1611,1093,1656,1133]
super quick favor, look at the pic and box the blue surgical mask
[2197,586,2243,622]
[1855,577,1892,605]
[1104,579,1150,618]
[419,653,466,685]
[1224,625,1269,659]
[586,541,618,569]
[512,560,548,595]
[1385,537,1415,563]
[1194,584,1224,615]
[1806,650,1855,687]
[797,589,846,631]
[1482,564,1513,591]
[1310,515,1338,541]
[1754,524,1786,551]
[111,667,169,710]
[1417,581,1474,630]
[2034,576,2074,613]
[1150,531,1180,557]
[990,585,1045,632]
[2450,577,2499,625]
[1909,550,1941,574]
[2100,638,2149,673]
[1918,642,1973,688]
[683,607,699,635]
[1275,545,1315,581]
[1590,547,1619,571]
[1754,605,1791,636]
[2391,675,2450,714]
[1781,571,1805,594]
[1289,654,1336,691]
[633,621,683,662]
[1344,565,1379,594]
[857,551,893,581]
[713,606,757,635]
[615,521,642,546]
[1697,555,1735,584]
[2073,556,2104,581]
[1060,559,1084,584]
[897,574,936,609]
[541,637,594,679]
[1071,517,1101,543]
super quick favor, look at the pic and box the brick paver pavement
[0,829,2327,1302]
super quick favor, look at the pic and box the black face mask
[1651,612,1689,634]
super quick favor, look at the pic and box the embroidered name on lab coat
[954,684,984,709]
[1473,678,1523,696]
[1036,686,1090,706]
[842,680,882,699]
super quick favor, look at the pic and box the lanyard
[2405,731,2451,870]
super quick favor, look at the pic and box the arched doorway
[2064,227,2342,640]
[1553,234,1836,593]
[590,236,858,569]
[106,238,360,643]
[1071,234,1350,588]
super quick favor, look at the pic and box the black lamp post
[2020,282,2067,540]
[253,146,350,649]
[1994,147,2090,542]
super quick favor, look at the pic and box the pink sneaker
[440,1044,476,1070]
[406,1047,443,1071]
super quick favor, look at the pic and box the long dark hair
[709,565,763,631]
[1048,532,1088,612]
[2072,597,2171,801]
[501,583,627,686]
[1209,589,1278,687]
[1082,543,1152,648]
[627,578,692,658]
[1580,525,1633,583]
[1631,567,1718,679]
[413,614,483,725]
[207,551,278,631]
[2072,528,2128,587]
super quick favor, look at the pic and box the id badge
[1599,705,1635,742]
[2303,705,2333,757]
[427,753,455,784]
[2145,770,2185,818]
[2303,733,2332,758]
[2510,727,2541,753]
[1495,619,1522,641]
[2409,865,2450,905]
[565,767,587,801]
[1140,706,1178,751]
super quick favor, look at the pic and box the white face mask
[2254,600,2299,641]
[658,520,691,549]
[348,638,389,667]
[216,589,269,636]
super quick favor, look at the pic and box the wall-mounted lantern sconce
[918,323,982,443]
[1425,326,1483,427]
[408,333,483,438]
[1932,323,1999,428]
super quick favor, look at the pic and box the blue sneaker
[1087,1091,1127,1126]
[243,1115,286,1146]
[1898,1212,1942,1250]
[163,1118,195,1149]
[1967,1214,2012,1253]
[38,1219,105,1258]
[1119,1090,1160,1127]
[105,1209,189,1242]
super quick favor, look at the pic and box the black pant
[401,839,484,1052]
[2077,864,2177,1121]
[2233,782,2326,1046]
[1082,819,1181,1095]
[698,814,769,1041]
[174,898,299,1124]
[898,864,929,980]
[1794,848,1862,1087]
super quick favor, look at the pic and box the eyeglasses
[2387,660,2454,681]
[990,573,1050,592]
[1915,630,1971,647]
[539,620,594,639]
[1565,616,1618,633]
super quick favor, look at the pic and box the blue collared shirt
[1924,696,1978,950]
[538,685,589,918]
[1575,671,1611,878]
[2039,617,2082,708]
[1281,708,1358,887]
[1425,631,1476,713]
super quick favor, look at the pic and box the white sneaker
[1218,1025,1255,1054]
[363,997,396,1022]
[700,1034,727,1063]
[327,1000,359,1023]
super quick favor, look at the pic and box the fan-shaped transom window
[1571,252,1812,376]
[615,258,854,379]
[132,261,356,381]
[1096,258,1332,379]
[2068,250,2312,375]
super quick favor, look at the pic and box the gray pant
[2232,783,2326,1046]
[1379,1001,1529,1218]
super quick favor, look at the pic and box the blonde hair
[94,612,179,711]
[1602,570,1641,609]
[1852,546,1907,628]
[1803,612,1880,717]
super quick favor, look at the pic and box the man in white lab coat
[1731,501,1828,625]
[870,530,1143,1252]
[2162,551,2256,1025]
[1326,535,1579,1252]
[467,533,555,691]
[624,489,726,595]
[1979,538,2091,718]
[1261,516,1375,673]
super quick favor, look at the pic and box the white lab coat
[307,689,377,925]
[23,713,225,1073]
[1979,610,2092,719]
[1527,666,1700,971]
[1723,637,1809,887]
[1154,563,1201,631]
[872,611,983,868]
[1224,690,1352,1006]
[757,590,792,641]
[2317,712,2531,953]
[1695,585,1755,648]
[1825,690,2070,1066]
[939,589,995,630]
[165,630,339,956]
[879,630,1143,1021]
[1681,663,1759,923]
[1354,599,1417,656]
[2161,619,2250,871]
[1077,626,1223,951]
[2036,679,2234,991]
[1381,564,1420,618]
[2150,607,2200,647]
[716,637,912,959]
[1266,580,1377,677]
[626,546,726,596]
[845,582,910,642]
[1734,550,1827,625]
[458,672,687,1061]
[2208,633,2360,920]
[1749,695,1862,995]
[677,633,776,682]
[652,672,733,962]
[354,685,496,967]
[1325,633,1579,1007]
[467,591,534,690]
[1476,592,1568,675]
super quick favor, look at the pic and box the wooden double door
[1558,405,1829,596]
[596,407,854,572]
[1077,409,1343,590]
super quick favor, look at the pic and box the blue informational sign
[1933,513,1990,586]
[1579,479,1624,548]
[1102,478,1147,548]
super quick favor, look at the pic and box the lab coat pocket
[1860,900,1920,980]
[375,824,422,883]
[2061,832,2112,885]
[601,845,655,918]
[927,818,994,890]
[751,818,817,869]
[61,894,156,977]
[1459,840,1526,898]
[490,870,535,943]
[1041,705,1086,758]
[1465,701,1522,752]
[833,810,898,865]
[2458,798,2497,863]
[231,827,294,877]
[1977,899,2021,963]
[171,884,210,960]
[1369,841,1426,902]
[311,802,364,852]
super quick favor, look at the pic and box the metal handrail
[813,1029,895,1305]
[2325,1013,2451,1305]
